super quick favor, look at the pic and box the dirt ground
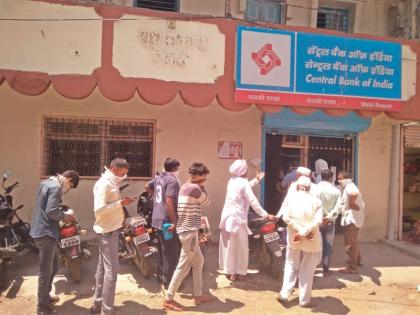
[0,235,419,315]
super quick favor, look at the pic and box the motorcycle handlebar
[119,184,129,192]
[6,181,19,194]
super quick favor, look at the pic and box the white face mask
[338,178,352,188]
[56,174,71,195]
[104,167,127,183]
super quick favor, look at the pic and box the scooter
[248,210,286,279]
[0,170,34,288]
[119,185,157,278]
[57,206,91,282]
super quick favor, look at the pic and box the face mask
[172,170,180,178]
[56,174,71,195]
[104,167,127,184]
[338,179,352,188]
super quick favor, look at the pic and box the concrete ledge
[379,239,420,260]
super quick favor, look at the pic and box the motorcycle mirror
[2,169,12,179]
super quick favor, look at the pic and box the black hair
[62,170,80,188]
[188,162,210,176]
[338,170,352,179]
[321,169,334,181]
[164,158,180,172]
[109,158,129,169]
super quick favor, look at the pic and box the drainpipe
[387,124,401,240]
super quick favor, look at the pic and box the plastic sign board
[235,26,402,111]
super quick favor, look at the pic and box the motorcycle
[0,170,34,288]
[57,206,91,282]
[248,210,286,279]
[119,185,157,278]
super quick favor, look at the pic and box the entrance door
[264,133,354,214]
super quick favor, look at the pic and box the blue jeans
[34,236,58,312]
[320,221,335,272]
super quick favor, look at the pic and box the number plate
[60,235,80,248]
[133,233,150,245]
[263,232,280,243]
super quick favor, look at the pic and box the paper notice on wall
[218,141,242,159]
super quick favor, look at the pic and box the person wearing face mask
[277,176,323,308]
[337,171,365,274]
[30,170,80,315]
[90,158,136,315]
[163,162,212,311]
[145,157,182,289]
[219,159,275,281]
[317,169,342,277]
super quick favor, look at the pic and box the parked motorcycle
[119,185,157,278]
[0,170,34,288]
[58,206,90,282]
[248,210,286,279]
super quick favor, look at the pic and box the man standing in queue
[90,158,136,315]
[30,170,80,315]
[146,158,182,288]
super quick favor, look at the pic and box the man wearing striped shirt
[163,162,212,312]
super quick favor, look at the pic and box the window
[134,0,178,12]
[42,116,155,178]
[246,0,284,24]
[317,7,349,32]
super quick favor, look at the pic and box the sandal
[338,268,358,274]
[194,295,214,305]
[163,300,186,312]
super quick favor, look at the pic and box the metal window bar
[42,116,155,178]
[245,0,284,24]
[135,0,178,12]
[317,7,349,33]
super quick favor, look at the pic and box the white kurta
[279,190,323,306]
[219,177,268,275]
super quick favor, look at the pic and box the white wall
[0,84,262,239]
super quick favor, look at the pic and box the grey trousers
[166,230,204,300]
[93,230,120,315]
[34,236,59,311]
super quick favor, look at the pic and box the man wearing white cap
[278,176,323,307]
[276,166,319,219]
[219,159,274,281]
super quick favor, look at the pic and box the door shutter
[404,125,420,148]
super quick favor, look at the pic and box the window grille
[317,7,349,33]
[134,0,178,12]
[246,0,284,24]
[42,116,155,178]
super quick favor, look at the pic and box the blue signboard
[235,26,403,111]
[295,33,402,100]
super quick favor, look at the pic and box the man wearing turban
[219,160,274,281]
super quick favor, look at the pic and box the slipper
[163,300,185,312]
[229,274,237,281]
[194,295,214,305]
[338,268,358,274]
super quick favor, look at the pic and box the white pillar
[387,124,402,240]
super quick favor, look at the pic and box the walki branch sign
[235,26,402,111]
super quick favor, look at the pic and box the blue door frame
[260,108,371,206]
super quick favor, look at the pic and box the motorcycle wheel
[133,254,153,278]
[0,260,9,289]
[68,257,82,283]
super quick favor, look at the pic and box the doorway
[264,133,354,214]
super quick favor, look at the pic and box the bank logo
[251,44,281,75]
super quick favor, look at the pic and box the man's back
[30,178,62,240]
[149,172,180,229]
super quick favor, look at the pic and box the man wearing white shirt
[318,169,342,277]
[90,158,136,315]
[337,171,365,274]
